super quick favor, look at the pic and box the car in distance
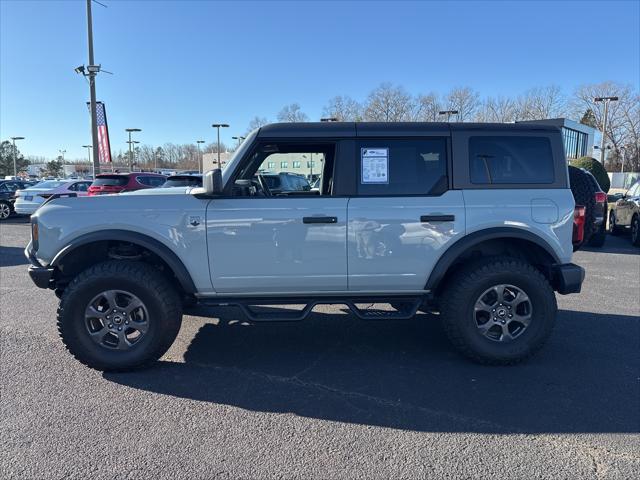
[609,180,640,246]
[26,122,584,371]
[13,180,91,216]
[88,173,166,196]
[161,174,203,188]
[259,172,311,194]
[0,179,33,220]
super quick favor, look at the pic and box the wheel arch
[426,227,561,292]
[51,230,197,294]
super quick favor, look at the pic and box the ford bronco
[26,122,585,371]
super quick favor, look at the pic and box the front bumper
[552,263,585,294]
[25,247,55,289]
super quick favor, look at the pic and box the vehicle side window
[137,176,165,187]
[3,182,20,191]
[233,141,334,196]
[0,183,8,192]
[469,136,554,184]
[356,138,447,196]
[75,182,90,192]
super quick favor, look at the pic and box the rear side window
[469,136,554,184]
[137,176,165,187]
[93,176,128,187]
[356,138,447,195]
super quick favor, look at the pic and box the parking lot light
[10,136,25,177]
[211,123,229,169]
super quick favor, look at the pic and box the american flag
[96,102,112,163]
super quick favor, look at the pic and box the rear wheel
[57,261,183,371]
[0,201,12,220]
[439,258,557,365]
[631,215,640,246]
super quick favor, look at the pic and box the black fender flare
[51,230,197,293]
[425,227,561,290]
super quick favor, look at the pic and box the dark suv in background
[88,173,166,196]
[0,179,33,220]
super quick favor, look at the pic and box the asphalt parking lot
[1,216,639,479]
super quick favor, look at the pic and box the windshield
[221,129,258,186]
[27,180,66,189]
[92,175,128,187]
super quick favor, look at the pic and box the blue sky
[1,0,639,160]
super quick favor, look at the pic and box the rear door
[347,131,466,292]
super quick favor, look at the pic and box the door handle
[303,216,338,224]
[421,214,455,223]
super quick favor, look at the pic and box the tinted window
[29,180,67,189]
[137,176,165,187]
[356,138,447,195]
[163,176,202,187]
[469,136,554,184]
[72,182,91,192]
[93,176,128,187]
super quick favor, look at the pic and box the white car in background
[14,180,91,215]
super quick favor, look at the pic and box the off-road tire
[609,210,623,235]
[439,257,557,365]
[569,165,596,246]
[631,215,640,246]
[0,200,12,220]
[57,260,183,371]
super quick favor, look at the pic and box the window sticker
[361,148,389,184]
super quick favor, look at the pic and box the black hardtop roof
[257,121,561,138]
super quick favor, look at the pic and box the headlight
[31,219,39,251]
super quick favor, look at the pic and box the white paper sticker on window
[361,148,389,184]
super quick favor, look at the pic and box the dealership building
[519,118,596,160]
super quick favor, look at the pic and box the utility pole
[86,0,100,176]
[196,140,205,173]
[10,136,25,177]
[211,123,229,169]
[594,96,618,165]
[125,128,141,171]
[82,144,93,177]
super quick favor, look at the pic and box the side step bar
[193,296,426,322]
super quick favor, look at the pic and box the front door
[206,141,348,294]
[347,137,465,291]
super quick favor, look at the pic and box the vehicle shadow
[105,308,640,434]
[1,215,30,224]
[581,234,639,255]
[0,245,28,266]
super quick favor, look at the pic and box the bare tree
[413,93,441,122]
[476,96,517,122]
[277,103,309,122]
[363,83,415,121]
[572,82,637,166]
[322,95,362,121]
[445,86,480,121]
[245,116,269,135]
[516,85,567,120]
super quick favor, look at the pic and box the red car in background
[88,173,166,196]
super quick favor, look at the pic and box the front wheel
[57,261,183,371]
[609,211,622,235]
[439,258,557,365]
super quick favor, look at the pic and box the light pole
[594,96,618,165]
[82,144,92,177]
[10,136,25,177]
[439,110,459,122]
[618,146,627,174]
[232,135,245,146]
[127,140,140,171]
[211,123,229,169]
[196,140,205,173]
[125,128,141,171]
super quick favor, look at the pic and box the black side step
[195,296,425,322]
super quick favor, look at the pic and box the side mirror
[203,169,223,195]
